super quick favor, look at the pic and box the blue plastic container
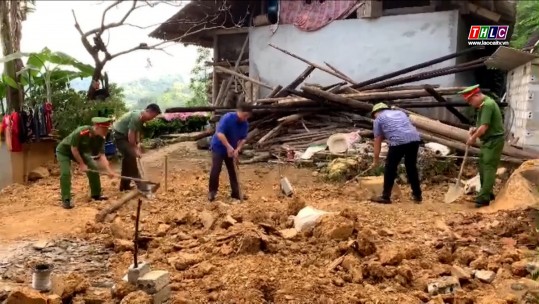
[104,141,117,156]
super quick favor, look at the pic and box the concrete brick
[151,285,171,304]
[137,271,170,294]
[123,262,150,284]
[280,177,294,196]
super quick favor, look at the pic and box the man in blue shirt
[370,103,422,204]
[208,103,251,201]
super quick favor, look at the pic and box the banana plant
[17,48,94,103]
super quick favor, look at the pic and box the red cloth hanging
[44,101,53,134]
[10,112,22,152]
[2,115,12,151]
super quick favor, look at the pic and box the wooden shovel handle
[455,145,469,185]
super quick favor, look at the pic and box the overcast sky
[20,0,198,83]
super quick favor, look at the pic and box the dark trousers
[114,133,142,190]
[383,141,421,199]
[208,152,239,196]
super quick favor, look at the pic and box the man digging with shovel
[460,85,504,208]
[56,117,115,209]
[208,103,251,202]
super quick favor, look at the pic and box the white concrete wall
[249,10,460,96]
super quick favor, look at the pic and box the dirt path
[0,142,194,243]
[3,142,538,303]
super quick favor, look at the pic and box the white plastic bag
[294,206,331,232]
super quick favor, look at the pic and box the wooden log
[275,65,316,98]
[324,62,357,90]
[259,87,467,104]
[410,114,539,160]
[95,190,140,223]
[265,85,283,98]
[215,79,228,106]
[350,46,483,89]
[424,85,471,124]
[301,86,373,111]
[269,44,358,84]
[360,60,486,91]
[214,65,273,90]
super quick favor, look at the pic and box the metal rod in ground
[164,155,168,192]
[133,198,142,268]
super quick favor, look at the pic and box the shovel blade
[444,184,464,204]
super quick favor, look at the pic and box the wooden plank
[212,35,219,104]
[214,65,273,89]
[383,6,435,16]
[214,27,249,35]
[466,2,501,22]
[357,0,382,18]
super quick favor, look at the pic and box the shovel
[444,145,469,204]
[232,158,244,204]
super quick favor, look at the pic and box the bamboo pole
[214,65,274,90]
[164,155,168,192]
[350,46,483,89]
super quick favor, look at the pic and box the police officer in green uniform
[112,103,161,192]
[459,85,505,208]
[56,117,115,209]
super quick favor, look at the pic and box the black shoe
[490,193,496,201]
[475,200,490,208]
[91,195,108,201]
[208,192,216,202]
[62,199,73,209]
[412,195,422,203]
[371,196,391,204]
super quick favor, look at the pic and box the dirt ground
[1,142,539,304]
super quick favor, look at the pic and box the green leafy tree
[511,1,539,51]
[187,47,212,107]
[52,84,127,138]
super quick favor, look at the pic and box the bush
[143,112,209,139]
[52,85,127,139]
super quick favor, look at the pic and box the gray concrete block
[152,285,171,304]
[137,270,170,294]
[280,177,294,196]
[123,262,150,284]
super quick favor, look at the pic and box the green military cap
[91,117,112,127]
[458,84,481,99]
[371,102,389,117]
[458,84,480,94]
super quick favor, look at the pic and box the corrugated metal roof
[485,47,539,71]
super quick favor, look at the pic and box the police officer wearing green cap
[55,117,116,209]
[459,84,505,208]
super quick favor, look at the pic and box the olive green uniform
[56,126,105,200]
[112,111,144,190]
[475,96,505,202]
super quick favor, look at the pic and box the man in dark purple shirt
[208,103,251,202]
[370,103,422,205]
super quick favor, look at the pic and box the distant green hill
[70,74,193,110]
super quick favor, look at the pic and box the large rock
[5,287,47,304]
[378,246,404,266]
[28,167,50,181]
[120,291,151,304]
[169,253,204,271]
[488,160,539,212]
[313,214,354,240]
